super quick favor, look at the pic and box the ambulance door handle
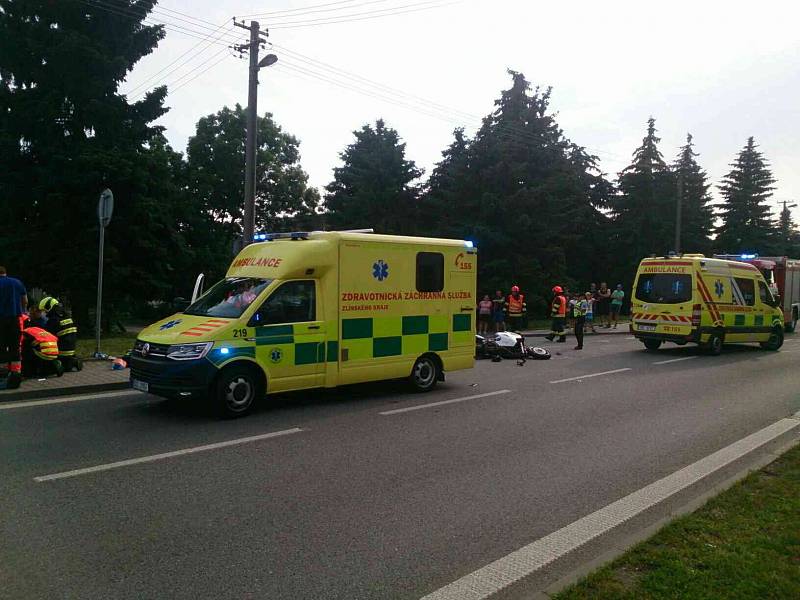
[244,337,255,342]
[308,325,320,330]
[460,306,473,312]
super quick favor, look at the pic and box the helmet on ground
[511,285,520,293]
[39,297,59,311]
[552,285,563,294]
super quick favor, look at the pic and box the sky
[120,0,800,222]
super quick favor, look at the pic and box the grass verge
[555,442,800,600]
[76,332,138,358]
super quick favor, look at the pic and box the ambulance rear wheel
[642,339,662,351]
[761,326,784,351]
[706,331,724,356]
[214,364,262,418]
[410,355,440,392]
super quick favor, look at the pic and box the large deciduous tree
[185,104,320,250]
[324,119,422,233]
[0,0,182,328]
[715,137,776,254]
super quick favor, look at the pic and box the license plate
[637,324,657,332]
[132,379,149,392]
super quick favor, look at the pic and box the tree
[422,71,613,311]
[0,0,180,328]
[774,202,800,256]
[185,104,321,250]
[673,134,714,253]
[324,119,422,233]
[610,118,676,279]
[715,137,776,253]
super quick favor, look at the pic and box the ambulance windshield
[185,277,273,318]
[635,274,692,304]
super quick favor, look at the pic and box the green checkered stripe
[724,312,765,327]
[255,324,338,365]
[341,314,471,360]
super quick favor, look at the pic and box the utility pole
[675,171,683,254]
[234,20,263,246]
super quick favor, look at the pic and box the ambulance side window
[249,280,316,326]
[758,281,776,307]
[734,277,755,306]
[417,252,444,292]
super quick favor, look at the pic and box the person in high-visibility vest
[20,324,63,378]
[545,285,568,342]
[573,293,590,350]
[504,285,527,332]
[40,297,82,371]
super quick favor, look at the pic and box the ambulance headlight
[166,342,213,361]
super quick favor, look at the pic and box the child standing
[584,291,596,333]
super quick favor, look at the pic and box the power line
[126,20,234,98]
[168,49,233,94]
[240,0,398,19]
[267,0,460,29]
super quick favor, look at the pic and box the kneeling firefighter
[40,297,81,371]
[21,323,62,378]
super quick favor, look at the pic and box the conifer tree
[673,134,714,253]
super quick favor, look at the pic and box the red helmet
[552,285,563,294]
[511,285,520,293]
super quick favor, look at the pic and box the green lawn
[75,332,138,358]
[555,443,800,600]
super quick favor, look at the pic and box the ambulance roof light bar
[253,228,375,242]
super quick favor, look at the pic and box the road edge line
[420,413,800,600]
[379,390,512,415]
[0,390,137,411]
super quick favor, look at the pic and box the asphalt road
[2,334,799,600]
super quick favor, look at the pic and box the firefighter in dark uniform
[40,297,82,371]
[545,285,568,342]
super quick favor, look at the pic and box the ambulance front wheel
[214,364,263,418]
[760,326,784,351]
[410,355,441,392]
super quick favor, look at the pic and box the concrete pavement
[2,335,799,599]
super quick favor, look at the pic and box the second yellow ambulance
[631,254,784,355]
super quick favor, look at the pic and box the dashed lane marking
[34,428,304,482]
[420,412,800,600]
[549,368,631,384]
[653,356,699,365]
[0,390,136,411]
[379,390,512,415]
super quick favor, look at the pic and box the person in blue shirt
[0,266,28,388]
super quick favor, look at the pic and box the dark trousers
[0,316,21,364]
[547,317,566,341]
[575,316,585,348]
[507,315,524,331]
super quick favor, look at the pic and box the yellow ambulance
[631,254,784,355]
[129,231,477,416]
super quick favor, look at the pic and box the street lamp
[241,30,279,247]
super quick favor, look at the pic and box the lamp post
[237,19,278,246]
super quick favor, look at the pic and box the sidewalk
[0,361,130,402]
[522,323,631,337]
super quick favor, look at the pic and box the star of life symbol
[372,260,389,281]
[270,348,283,363]
[714,280,724,298]
[159,319,182,330]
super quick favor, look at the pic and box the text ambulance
[631,254,784,355]
[129,231,477,417]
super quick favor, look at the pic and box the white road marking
[0,390,136,411]
[653,356,699,365]
[379,390,511,415]
[549,368,631,384]
[34,428,304,482]
[420,413,800,600]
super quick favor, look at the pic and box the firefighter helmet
[39,297,59,311]
[552,286,563,294]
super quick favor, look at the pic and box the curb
[0,381,130,403]
[523,329,631,338]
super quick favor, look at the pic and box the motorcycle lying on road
[475,331,551,362]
